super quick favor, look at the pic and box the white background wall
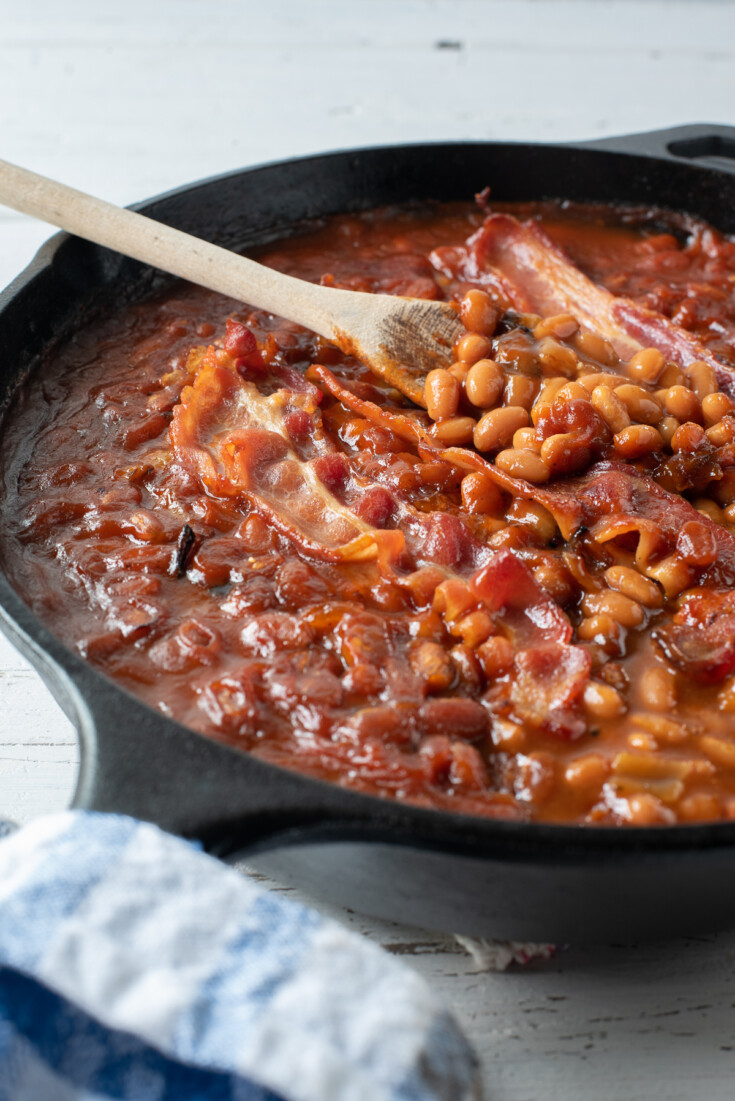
[2,0,735,290]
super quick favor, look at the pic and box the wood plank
[244,866,735,1100]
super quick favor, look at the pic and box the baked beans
[425,368,460,421]
[8,196,735,829]
[473,405,529,452]
[465,359,505,409]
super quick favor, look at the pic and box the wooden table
[3,2,735,1096]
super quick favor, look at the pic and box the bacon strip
[173,349,590,733]
[437,439,735,605]
[312,365,493,568]
[440,441,735,589]
[471,549,589,738]
[654,590,735,682]
[538,461,735,587]
[611,298,735,387]
[470,549,571,645]
[172,341,606,736]
[312,364,432,449]
[510,643,591,740]
[170,348,404,564]
[314,368,534,518]
[467,214,641,359]
[174,353,487,572]
[450,214,735,395]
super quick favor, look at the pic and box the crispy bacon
[170,347,404,565]
[654,590,735,682]
[312,365,488,568]
[441,448,735,588]
[539,461,735,586]
[470,549,571,646]
[611,298,735,393]
[444,214,642,359]
[172,349,486,572]
[510,643,591,740]
[312,364,432,449]
[471,550,589,739]
[172,348,588,727]
[446,214,735,394]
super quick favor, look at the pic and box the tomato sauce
[4,199,735,826]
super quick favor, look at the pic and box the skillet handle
[71,682,375,858]
[574,123,735,174]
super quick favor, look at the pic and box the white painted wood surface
[3,2,735,1097]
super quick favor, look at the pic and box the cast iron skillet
[2,124,735,943]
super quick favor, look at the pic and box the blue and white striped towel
[0,812,479,1101]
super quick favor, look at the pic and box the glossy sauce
[4,199,735,825]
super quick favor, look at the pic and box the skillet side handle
[72,688,370,855]
[574,123,735,174]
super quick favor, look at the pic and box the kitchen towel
[0,812,479,1101]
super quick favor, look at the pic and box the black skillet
[2,124,735,944]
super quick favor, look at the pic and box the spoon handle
[0,157,347,338]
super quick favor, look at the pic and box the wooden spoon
[0,158,462,405]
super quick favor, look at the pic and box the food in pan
[4,198,735,826]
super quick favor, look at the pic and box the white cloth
[0,812,480,1101]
